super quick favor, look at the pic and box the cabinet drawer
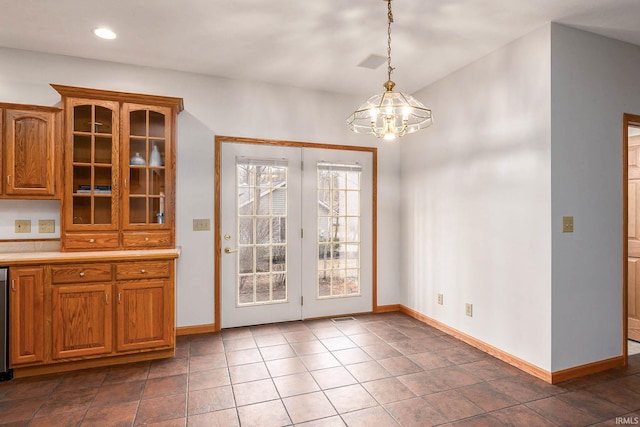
[63,232,120,251]
[52,263,113,284]
[122,231,172,249]
[116,261,171,281]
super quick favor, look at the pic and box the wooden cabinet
[52,283,113,359]
[8,266,45,366]
[116,279,173,353]
[7,254,176,375]
[0,103,61,198]
[52,85,183,251]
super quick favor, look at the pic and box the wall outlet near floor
[38,219,55,233]
[193,218,211,231]
[15,219,31,233]
[465,303,473,317]
[437,293,444,305]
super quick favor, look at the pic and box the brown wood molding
[176,324,218,336]
[12,349,175,378]
[50,84,184,112]
[399,304,628,384]
[375,304,401,313]
[0,102,61,113]
[399,305,553,383]
[551,356,625,383]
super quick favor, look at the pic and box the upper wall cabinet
[51,85,183,252]
[0,103,62,199]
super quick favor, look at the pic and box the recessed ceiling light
[93,27,117,40]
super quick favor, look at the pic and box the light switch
[562,216,574,233]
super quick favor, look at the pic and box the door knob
[224,247,238,254]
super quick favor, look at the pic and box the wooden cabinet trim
[51,84,184,112]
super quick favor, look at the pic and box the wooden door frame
[624,113,640,364]
[214,136,378,331]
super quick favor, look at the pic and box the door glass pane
[316,162,362,298]
[236,158,288,306]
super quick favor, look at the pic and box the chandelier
[346,0,433,140]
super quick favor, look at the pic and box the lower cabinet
[52,283,113,359]
[8,266,45,366]
[116,280,173,352]
[8,256,175,373]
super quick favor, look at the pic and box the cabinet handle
[79,272,85,277]
[140,269,146,274]
[11,279,15,291]
[124,178,127,188]
[6,175,10,185]
[105,292,109,305]
[89,238,95,243]
[118,292,121,304]
[145,237,149,241]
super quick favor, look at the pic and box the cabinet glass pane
[149,140,165,167]
[73,105,92,132]
[129,169,147,195]
[94,197,112,224]
[73,135,91,163]
[149,170,165,196]
[149,198,164,224]
[94,106,113,134]
[130,110,147,136]
[129,138,147,165]
[72,197,91,224]
[95,137,112,164]
[129,198,146,224]
[95,167,112,192]
[73,166,91,193]
[149,112,165,138]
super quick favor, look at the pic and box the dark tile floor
[1,312,639,426]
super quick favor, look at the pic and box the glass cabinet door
[123,104,172,228]
[68,100,119,229]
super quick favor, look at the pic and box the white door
[301,148,373,318]
[220,142,373,328]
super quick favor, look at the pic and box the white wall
[549,24,640,371]
[400,26,553,370]
[0,47,402,326]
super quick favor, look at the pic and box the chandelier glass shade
[346,0,432,140]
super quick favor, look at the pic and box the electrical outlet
[562,216,574,233]
[465,303,473,317]
[15,220,31,233]
[38,219,55,233]
[193,218,211,231]
[437,293,443,305]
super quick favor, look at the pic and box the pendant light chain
[387,0,394,83]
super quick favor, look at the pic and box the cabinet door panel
[9,267,45,366]
[116,280,173,352]
[64,99,119,232]
[4,109,57,196]
[122,104,173,232]
[52,284,112,359]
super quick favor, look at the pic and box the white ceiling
[1,0,640,97]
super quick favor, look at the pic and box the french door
[220,141,373,328]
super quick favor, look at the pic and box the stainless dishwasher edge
[0,267,12,381]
